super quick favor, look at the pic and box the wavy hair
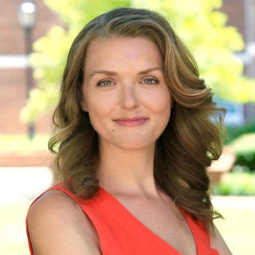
[49,7,225,227]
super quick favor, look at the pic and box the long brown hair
[49,7,225,227]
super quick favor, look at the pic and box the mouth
[113,117,148,127]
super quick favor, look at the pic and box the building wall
[221,0,255,123]
[220,0,245,36]
[0,0,61,134]
[0,0,61,54]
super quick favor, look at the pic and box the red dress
[26,183,220,255]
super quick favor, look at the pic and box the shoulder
[27,190,101,255]
[28,189,78,219]
[209,225,233,255]
[27,189,79,228]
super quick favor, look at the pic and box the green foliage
[22,0,255,123]
[226,121,255,143]
[229,133,255,172]
[213,173,255,195]
[44,0,131,29]
[133,0,255,102]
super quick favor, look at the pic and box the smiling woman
[26,7,232,255]
[81,37,171,150]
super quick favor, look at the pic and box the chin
[114,139,155,151]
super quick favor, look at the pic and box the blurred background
[0,0,255,254]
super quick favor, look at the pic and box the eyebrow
[89,70,117,78]
[89,67,163,79]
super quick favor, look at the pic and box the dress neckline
[98,186,198,255]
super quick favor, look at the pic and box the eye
[96,79,114,87]
[142,78,159,85]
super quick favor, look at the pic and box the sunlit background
[0,0,255,254]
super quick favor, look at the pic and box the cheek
[86,96,113,128]
[87,110,108,137]
[147,90,171,114]
[151,92,172,128]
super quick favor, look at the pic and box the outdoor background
[0,0,255,254]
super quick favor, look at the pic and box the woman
[26,7,232,255]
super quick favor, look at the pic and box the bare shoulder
[27,190,80,227]
[27,190,101,255]
[209,225,233,255]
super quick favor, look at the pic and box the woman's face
[81,36,172,150]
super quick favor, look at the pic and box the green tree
[21,0,255,124]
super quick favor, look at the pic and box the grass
[0,198,254,254]
[0,135,49,154]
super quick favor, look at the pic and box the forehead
[84,36,163,71]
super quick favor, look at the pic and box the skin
[27,37,232,255]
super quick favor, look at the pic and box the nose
[119,83,139,109]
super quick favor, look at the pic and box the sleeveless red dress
[26,183,219,255]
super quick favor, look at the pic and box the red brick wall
[0,0,62,54]
[0,69,25,133]
[0,68,53,134]
[220,0,245,36]
[0,0,61,134]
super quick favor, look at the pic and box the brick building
[0,0,61,134]
[0,0,254,135]
[221,0,255,124]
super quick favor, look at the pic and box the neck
[98,142,159,196]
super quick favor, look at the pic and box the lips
[114,117,148,127]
